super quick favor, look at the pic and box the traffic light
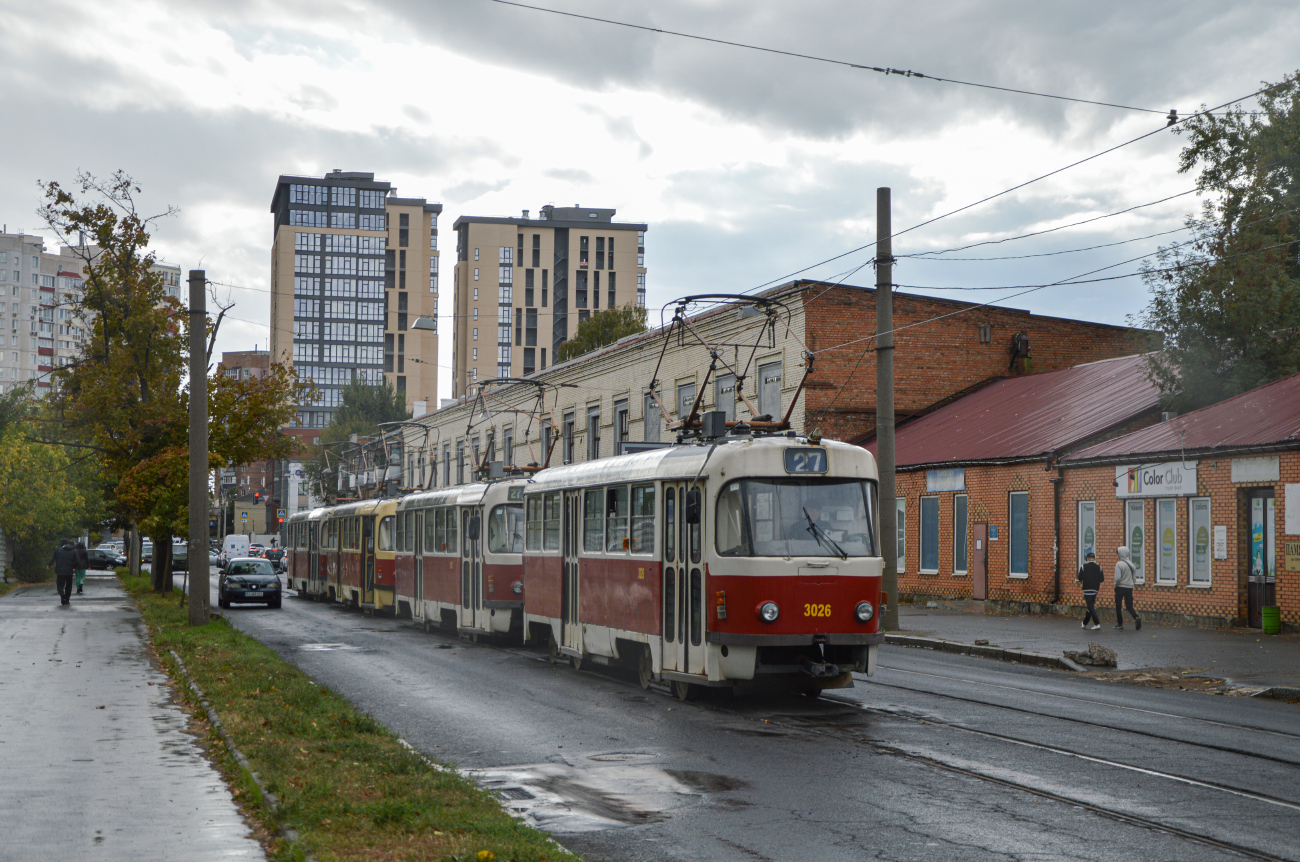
[254,491,261,503]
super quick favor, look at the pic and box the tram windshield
[487,504,525,554]
[716,478,877,558]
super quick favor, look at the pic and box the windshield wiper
[803,508,848,560]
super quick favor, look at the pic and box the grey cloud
[378,0,1300,144]
[403,104,430,123]
[543,168,596,184]
[444,178,511,203]
[289,85,339,112]
[579,106,653,159]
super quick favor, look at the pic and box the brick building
[383,281,1147,497]
[1059,373,1300,631]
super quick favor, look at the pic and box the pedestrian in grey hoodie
[1113,546,1142,630]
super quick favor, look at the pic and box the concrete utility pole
[187,270,210,625]
[876,188,899,631]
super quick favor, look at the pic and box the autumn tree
[556,305,649,362]
[40,171,300,593]
[1136,72,1300,411]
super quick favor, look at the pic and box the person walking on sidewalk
[49,539,78,606]
[1114,545,1142,630]
[74,540,89,594]
[1077,551,1104,630]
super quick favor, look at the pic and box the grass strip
[121,573,580,862]
[0,581,26,598]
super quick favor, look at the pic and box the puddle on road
[467,753,744,834]
[297,643,360,651]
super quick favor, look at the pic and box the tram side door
[361,516,375,605]
[562,491,582,653]
[661,483,691,674]
[307,523,319,594]
[461,508,483,629]
[413,511,424,617]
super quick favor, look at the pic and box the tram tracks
[864,666,1300,769]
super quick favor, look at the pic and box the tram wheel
[637,648,653,691]
[570,652,585,671]
[672,680,699,702]
[548,634,560,665]
[422,618,432,634]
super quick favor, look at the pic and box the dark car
[87,547,127,570]
[218,558,282,609]
[263,548,286,571]
[171,542,189,572]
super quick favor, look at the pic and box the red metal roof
[864,353,1160,467]
[1066,371,1300,462]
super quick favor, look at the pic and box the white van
[223,534,251,562]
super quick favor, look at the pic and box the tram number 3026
[804,603,832,617]
[785,448,828,473]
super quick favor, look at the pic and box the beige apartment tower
[451,205,646,398]
[269,171,441,436]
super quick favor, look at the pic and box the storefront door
[972,522,988,600]
[1246,490,1276,628]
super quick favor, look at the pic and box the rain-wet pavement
[213,583,1300,862]
[0,576,264,862]
[899,603,1300,687]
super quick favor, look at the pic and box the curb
[884,633,1082,672]
[167,648,318,862]
[1253,685,1300,702]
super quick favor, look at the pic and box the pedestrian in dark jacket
[74,541,89,594]
[1077,552,1104,630]
[49,540,78,605]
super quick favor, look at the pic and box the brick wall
[800,283,1150,441]
[895,450,1300,629]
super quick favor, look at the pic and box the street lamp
[410,315,437,332]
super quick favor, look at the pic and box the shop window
[953,494,968,575]
[1009,491,1029,578]
[920,496,939,573]
[1125,500,1146,584]
[1156,498,1177,584]
[895,498,906,573]
[1077,500,1096,569]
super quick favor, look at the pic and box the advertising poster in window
[896,498,906,573]
[1157,499,1177,584]
[1189,498,1211,585]
[1077,501,1096,569]
[1125,500,1145,583]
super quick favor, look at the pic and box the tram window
[664,569,675,643]
[690,568,702,646]
[665,487,676,562]
[714,478,877,557]
[395,513,405,551]
[605,485,629,553]
[689,494,702,564]
[526,496,542,551]
[445,508,458,554]
[378,516,394,552]
[631,484,655,553]
[543,493,561,550]
[583,490,604,552]
[424,509,437,553]
[488,504,525,554]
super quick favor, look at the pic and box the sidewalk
[0,575,264,861]
[896,603,1300,689]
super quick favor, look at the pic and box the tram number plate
[804,603,832,617]
[785,448,827,474]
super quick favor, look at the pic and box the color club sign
[1115,461,1198,498]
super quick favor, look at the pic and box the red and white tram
[394,479,527,637]
[522,433,882,699]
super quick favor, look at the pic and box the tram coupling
[799,656,845,679]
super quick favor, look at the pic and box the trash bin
[1261,606,1281,635]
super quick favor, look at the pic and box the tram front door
[662,482,705,676]
[462,508,483,630]
[307,523,318,595]
[413,511,424,617]
[562,491,582,654]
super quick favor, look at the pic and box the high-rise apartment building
[450,205,646,398]
[0,231,180,394]
[269,171,442,435]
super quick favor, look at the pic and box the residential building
[386,279,1145,497]
[0,230,180,393]
[268,171,442,439]
[450,205,647,398]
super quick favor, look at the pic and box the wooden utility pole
[876,188,899,631]
[187,270,210,625]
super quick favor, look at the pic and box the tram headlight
[511,580,523,595]
[855,601,875,622]
[758,601,780,623]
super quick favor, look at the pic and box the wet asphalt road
[216,587,1300,862]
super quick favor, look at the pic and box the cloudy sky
[3,0,1296,398]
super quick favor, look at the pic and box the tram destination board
[784,448,827,474]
